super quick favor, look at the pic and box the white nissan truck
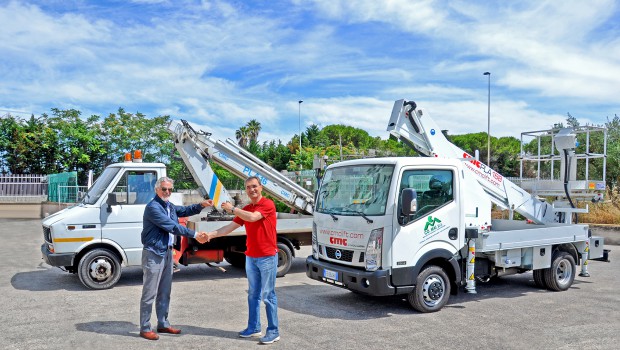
[306,99,609,312]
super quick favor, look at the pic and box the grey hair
[245,176,262,185]
[155,176,174,190]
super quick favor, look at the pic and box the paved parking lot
[1,218,619,349]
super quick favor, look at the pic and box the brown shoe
[140,331,159,340]
[157,327,181,334]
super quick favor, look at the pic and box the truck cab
[306,157,491,310]
[41,159,166,289]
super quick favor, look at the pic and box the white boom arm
[169,120,314,214]
[386,99,557,224]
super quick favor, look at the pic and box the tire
[407,265,451,313]
[533,269,546,288]
[543,251,576,291]
[276,242,293,278]
[224,252,246,269]
[77,248,122,290]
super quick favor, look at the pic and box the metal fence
[55,185,89,204]
[0,174,47,203]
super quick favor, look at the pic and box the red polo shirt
[232,197,278,257]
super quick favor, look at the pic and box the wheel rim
[277,250,288,268]
[89,257,113,281]
[422,274,445,307]
[555,258,572,285]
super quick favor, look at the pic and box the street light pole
[298,100,303,170]
[483,72,491,165]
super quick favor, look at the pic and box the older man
[207,176,280,345]
[139,176,210,341]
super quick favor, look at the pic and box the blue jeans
[245,254,279,335]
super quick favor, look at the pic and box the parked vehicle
[306,99,609,312]
[41,121,313,289]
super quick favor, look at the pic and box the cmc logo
[330,237,348,246]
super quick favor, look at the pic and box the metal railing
[0,174,47,203]
[56,185,89,204]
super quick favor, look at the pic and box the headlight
[312,222,319,259]
[365,227,383,271]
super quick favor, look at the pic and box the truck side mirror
[106,193,125,212]
[401,188,418,215]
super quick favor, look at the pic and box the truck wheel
[77,248,122,290]
[407,265,451,313]
[533,269,546,288]
[276,242,292,278]
[224,252,246,269]
[543,251,576,291]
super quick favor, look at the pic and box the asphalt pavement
[1,218,619,350]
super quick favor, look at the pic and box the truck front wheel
[543,251,576,291]
[407,265,451,313]
[77,248,122,290]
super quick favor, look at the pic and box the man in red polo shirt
[207,176,280,345]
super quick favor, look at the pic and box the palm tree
[246,119,261,143]
[235,126,249,148]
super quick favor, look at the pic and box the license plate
[323,269,338,280]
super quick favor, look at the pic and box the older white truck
[306,99,609,312]
[41,120,313,289]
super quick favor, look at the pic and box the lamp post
[483,72,491,165]
[298,100,303,170]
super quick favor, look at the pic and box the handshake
[195,231,216,244]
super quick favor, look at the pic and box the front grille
[43,226,51,243]
[359,252,365,262]
[325,246,354,262]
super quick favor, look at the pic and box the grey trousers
[139,248,173,332]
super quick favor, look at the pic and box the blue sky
[1,0,619,145]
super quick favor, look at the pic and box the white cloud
[0,0,618,147]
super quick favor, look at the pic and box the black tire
[77,248,122,290]
[407,265,451,313]
[533,269,546,288]
[543,251,576,291]
[276,242,293,278]
[224,252,246,269]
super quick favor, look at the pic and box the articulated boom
[169,120,314,214]
[386,99,557,224]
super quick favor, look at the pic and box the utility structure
[483,71,491,165]
[298,100,303,170]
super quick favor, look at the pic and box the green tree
[46,109,106,183]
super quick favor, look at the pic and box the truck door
[100,170,157,266]
[391,168,461,280]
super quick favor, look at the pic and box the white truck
[306,99,609,312]
[41,120,314,289]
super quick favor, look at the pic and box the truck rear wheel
[78,248,122,290]
[407,265,451,313]
[533,269,546,288]
[543,251,576,291]
[276,242,292,278]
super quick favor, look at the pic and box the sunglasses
[161,187,174,192]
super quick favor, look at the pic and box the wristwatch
[231,207,235,214]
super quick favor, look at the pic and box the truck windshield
[316,164,394,216]
[82,167,120,205]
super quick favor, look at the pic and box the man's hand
[195,231,209,244]
[207,231,218,241]
[201,199,214,208]
[221,201,233,213]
